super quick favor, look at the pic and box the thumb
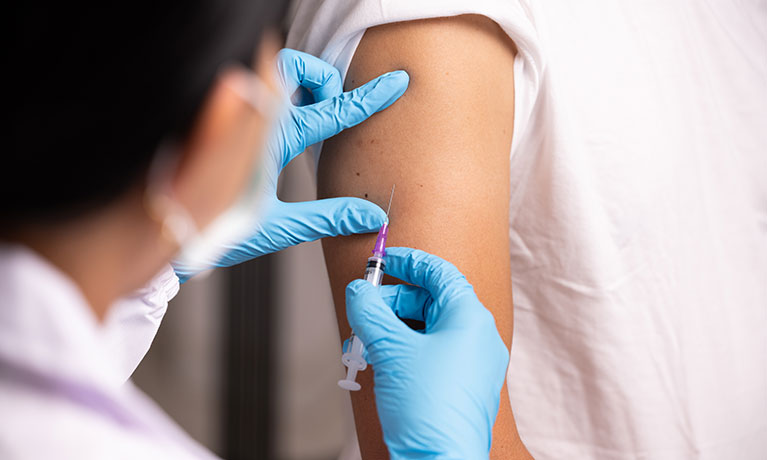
[276,49,343,102]
[346,279,410,347]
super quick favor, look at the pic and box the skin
[12,38,281,321]
[318,15,532,459]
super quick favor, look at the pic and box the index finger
[292,70,409,152]
[384,247,475,305]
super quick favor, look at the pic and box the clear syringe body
[363,255,386,286]
[338,222,388,391]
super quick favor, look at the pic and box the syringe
[338,185,394,391]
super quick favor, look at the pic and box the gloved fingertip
[335,198,387,234]
[378,70,409,110]
[358,203,388,231]
[384,69,410,82]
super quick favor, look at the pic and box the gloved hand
[174,49,409,282]
[345,247,509,460]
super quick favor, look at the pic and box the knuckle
[406,250,423,269]
[482,307,498,328]
[338,94,363,125]
[472,304,496,329]
[493,337,510,367]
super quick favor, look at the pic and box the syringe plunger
[338,334,367,391]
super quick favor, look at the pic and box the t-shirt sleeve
[286,0,544,163]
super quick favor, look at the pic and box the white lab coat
[0,244,215,459]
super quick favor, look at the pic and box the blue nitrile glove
[345,247,509,460]
[174,49,409,282]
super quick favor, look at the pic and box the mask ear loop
[223,63,288,201]
[143,65,284,252]
[143,141,199,248]
[225,63,286,118]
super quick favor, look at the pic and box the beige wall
[132,270,225,453]
[274,153,355,460]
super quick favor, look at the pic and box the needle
[385,184,395,220]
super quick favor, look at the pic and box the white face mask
[146,66,288,275]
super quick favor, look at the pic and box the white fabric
[287,1,767,459]
[0,245,213,459]
[105,263,178,382]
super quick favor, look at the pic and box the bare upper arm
[318,14,529,459]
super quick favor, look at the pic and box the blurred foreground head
[6,1,287,228]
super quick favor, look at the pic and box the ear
[168,38,280,232]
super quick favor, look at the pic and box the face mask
[146,66,288,276]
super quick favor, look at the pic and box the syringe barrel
[363,256,386,286]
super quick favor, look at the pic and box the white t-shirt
[287,1,767,459]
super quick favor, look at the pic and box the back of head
[7,1,287,228]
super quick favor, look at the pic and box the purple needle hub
[372,221,389,258]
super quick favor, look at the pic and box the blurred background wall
[132,152,356,460]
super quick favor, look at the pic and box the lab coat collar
[0,244,126,391]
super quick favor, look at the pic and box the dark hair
[6,1,287,226]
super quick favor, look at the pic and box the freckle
[364,193,369,198]
[418,184,423,188]
[370,139,376,144]
[356,172,360,176]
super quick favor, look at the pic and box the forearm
[318,15,530,459]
